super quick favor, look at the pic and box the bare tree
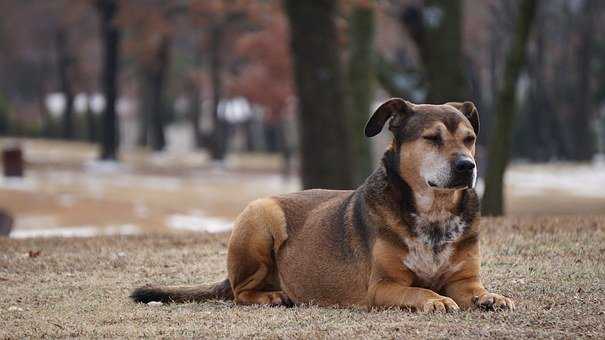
[97,0,121,160]
[347,1,376,186]
[284,0,354,189]
[482,0,538,216]
[55,29,75,140]
[401,0,467,103]
[569,0,598,161]
[149,36,171,152]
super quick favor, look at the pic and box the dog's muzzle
[427,156,476,189]
[425,155,477,190]
[449,156,476,189]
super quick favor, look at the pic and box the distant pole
[97,0,121,160]
[482,0,538,216]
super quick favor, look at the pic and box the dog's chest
[402,212,467,286]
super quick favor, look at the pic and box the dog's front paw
[417,296,460,313]
[472,292,514,311]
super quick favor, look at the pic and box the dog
[131,98,514,312]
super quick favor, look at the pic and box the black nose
[454,158,475,172]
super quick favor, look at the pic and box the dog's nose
[454,157,475,172]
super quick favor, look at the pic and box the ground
[1,139,605,338]
[1,215,604,338]
[2,139,605,238]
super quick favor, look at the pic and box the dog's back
[271,189,374,306]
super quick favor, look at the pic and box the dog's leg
[369,281,459,312]
[444,276,515,311]
[443,252,514,310]
[369,238,459,312]
[227,199,291,306]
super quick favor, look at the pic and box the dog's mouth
[427,180,468,190]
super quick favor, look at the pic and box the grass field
[1,215,604,338]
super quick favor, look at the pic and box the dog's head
[365,98,479,191]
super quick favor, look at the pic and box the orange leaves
[229,3,294,121]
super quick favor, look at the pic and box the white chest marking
[403,213,467,287]
[403,238,453,284]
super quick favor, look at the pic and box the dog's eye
[423,134,442,144]
[464,136,476,145]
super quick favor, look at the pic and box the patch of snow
[147,301,163,307]
[166,213,232,233]
[84,160,128,174]
[149,152,173,167]
[506,163,605,198]
[10,224,141,239]
[15,215,58,229]
[137,176,182,191]
[0,177,38,191]
[112,175,182,191]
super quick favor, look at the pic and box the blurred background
[0,0,604,239]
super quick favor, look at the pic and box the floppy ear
[447,101,480,135]
[364,98,414,137]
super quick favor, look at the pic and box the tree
[230,2,294,167]
[121,1,175,151]
[147,36,171,151]
[55,29,75,140]
[97,0,121,160]
[569,0,598,161]
[208,23,228,159]
[185,1,248,160]
[347,0,376,185]
[185,66,205,149]
[481,0,538,216]
[401,0,467,103]
[284,0,354,189]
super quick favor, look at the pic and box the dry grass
[1,215,604,339]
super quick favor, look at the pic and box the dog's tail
[130,278,233,304]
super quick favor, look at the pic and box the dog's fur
[131,98,514,312]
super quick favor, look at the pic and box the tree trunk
[188,50,204,149]
[401,0,467,103]
[374,54,420,100]
[187,76,204,149]
[347,2,375,186]
[284,0,354,189]
[137,74,149,147]
[56,29,75,140]
[481,0,538,216]
[149,36,171,152]
[85,93,97,142]
[208,25,228,160]
[569,0,597,161]
[97,0,121,160]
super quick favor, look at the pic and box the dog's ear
[365,98,414,137]
[447,101,480,135]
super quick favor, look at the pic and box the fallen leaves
[28,250,41,258]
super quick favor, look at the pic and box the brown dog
[131,98,514,312]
